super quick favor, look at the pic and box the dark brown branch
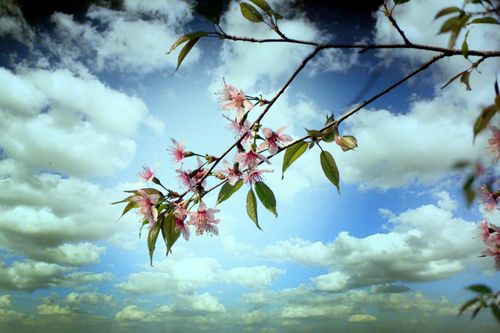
[203,53,450,197]
[385,6,413,45]
[217,33,500,58]
[197,46,324,188]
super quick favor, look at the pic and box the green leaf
[394,0,410,4]
[282,141,308,178]
[320,151,340,193]
[469,17,499,25]
[491,305,500,323]
[460,71,471,91]
[161,212,180,255]
[459,298,479,316]
[462,174,476,206]
[250,0,272,15]
[195,0,223,24]
[175,37,202,72]
[168,31,208,54]
[246,188,261,229]
[306,128,325,138]
[473,104,497,140]
[434,6,461,19]
[216,179,243,205]
[471,305,482,319]
[441,71,464,90]
[118,201,137,220]
[496,95,500,110]
[461,31,469,59]
[337,135,358,152]
[240,2,264,22]
[467,284,493,294]
[254,181,277,217]
[148,218,162,266]
[439,16,460,33]
[111,194,135,205]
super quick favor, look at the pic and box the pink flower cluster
[479,220,500,270]
[219,81,253,122]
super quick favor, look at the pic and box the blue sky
[0,0,499,332]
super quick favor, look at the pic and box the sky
[0,0,499,332]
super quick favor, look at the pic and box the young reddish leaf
[282,141,308,178]
[320,151,340,193]
[434,6,461,19]
[246,188,261,230]
[254,181,277,217]
[111,194,135,204]
[473,104,497,140]
[148,218,162,266]
[216,179,243,206]
[175,37,202,72]
[460,71,471,91]
[337,135,358,152]
[168,31,208,54]
[469,17,499,25]
[240,2,264,22]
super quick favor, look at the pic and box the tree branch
[217,33,500,58]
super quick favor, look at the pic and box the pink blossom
[219,160,243,185]
[219,82,253,122]
[173,204,190,241]
[479,220,491,242]
[175,158,207,191]
[234,150,270,169]
[487,126,500,161]
[243,167,273,185]
[176,169,192,189]
[480,220,500,270]
[168,138,185,164]
[137,165,156,182]
[223,115,251,144]
[131,190,160,228]
[187,202,220,236]
[480,185,498,211]
[257,127,292,155]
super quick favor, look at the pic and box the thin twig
[202,53,450,197]
[218,33,500,57]
[197,46,325,187]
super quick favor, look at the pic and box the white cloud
[0,0,34,46]
[0,67,160,177]
[348,314,377,322]
[47,1,197,74]
[65,292,112,305]
[262,193,482,289]
[115,305,158,322]
[0,259,113,291]
[37,303,73,316]
[179,292,226,313]
[223,266,285,289]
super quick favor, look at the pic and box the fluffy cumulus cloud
[0,0,34,45]
[0,67,160,177]
[0,259,113,292]
[210,0,357,93]
[263,192,482,290]
[325,0,500,189]
[45,0,197,74]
